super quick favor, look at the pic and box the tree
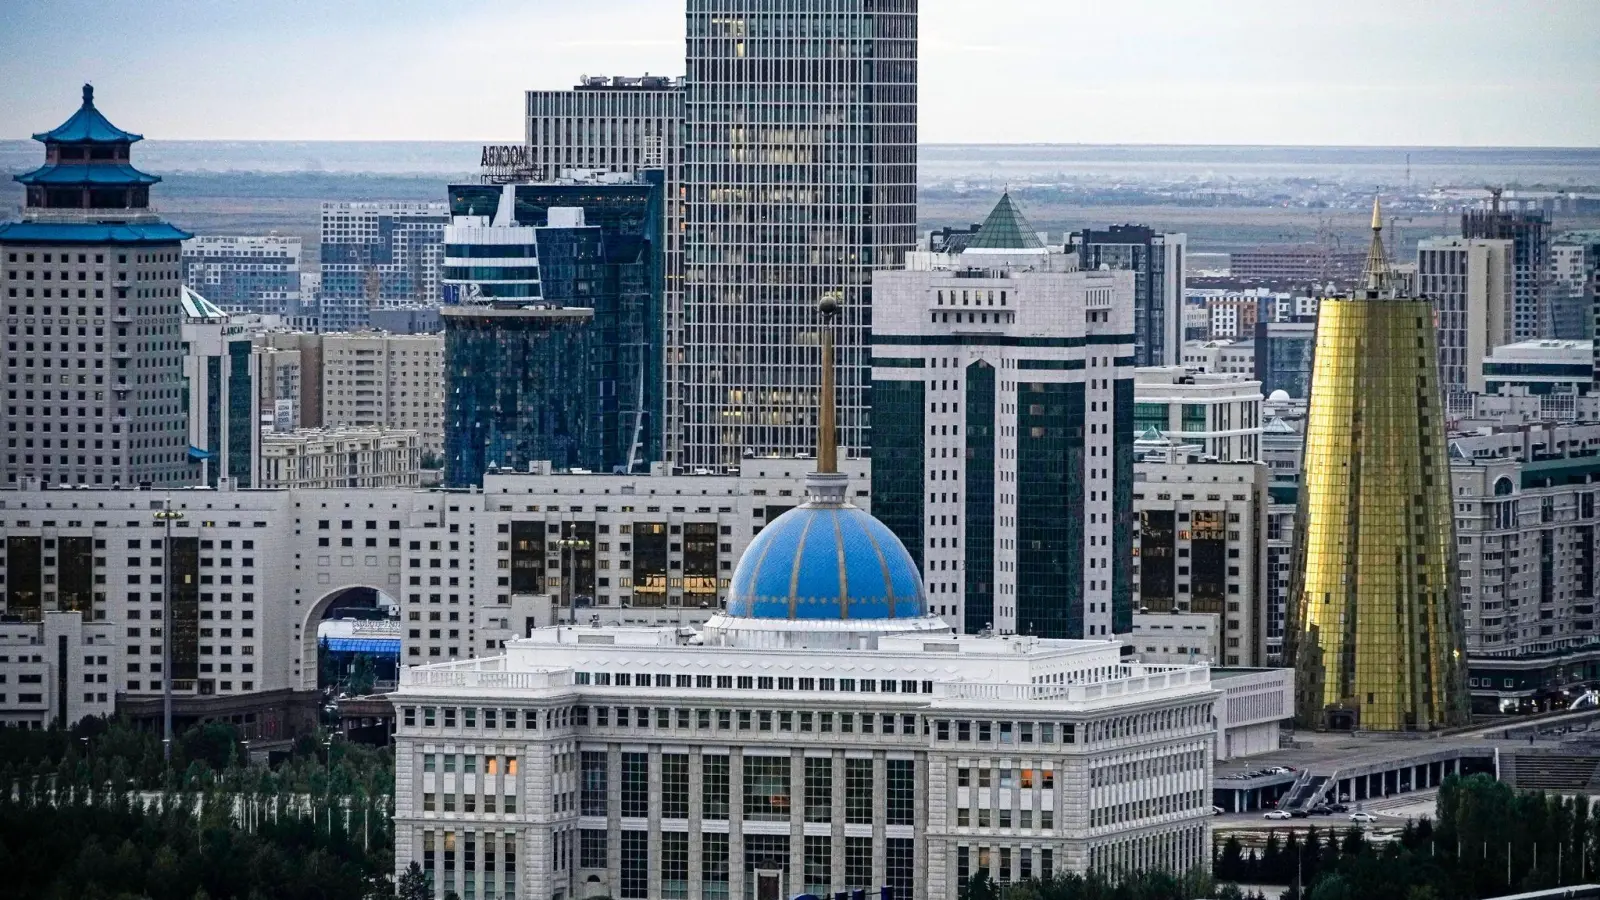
[962,868,999,900]
[396,861,430,900]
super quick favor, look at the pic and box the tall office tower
[872,195,1136,639]
[526,76,686,461]
[0,85,193,488]
[1070,226,1187,367]
[683,0,919,469]
[318,201,448,332]
[1416,237,1513,396]
[1287,201,1469,732]
[181,234,302,315]
[1462,203,1551,341]
[442,172,665,486]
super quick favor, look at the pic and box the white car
[1350,812,1377,823]
[1212,806,1225,816]
[1264,810,1292,820]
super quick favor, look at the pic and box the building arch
[296,584,397,692]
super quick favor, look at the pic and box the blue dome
[726,503,926,620]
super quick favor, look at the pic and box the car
[1264,810,1292,820]
[1266,766,1294,775]
[1212,806,1225,816]
[1350,812,1377,823]
[1310,805,1333,816]
[1289,809,1310,819]
[1330,803,1350,813]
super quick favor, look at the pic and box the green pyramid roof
[966,192,1045,251]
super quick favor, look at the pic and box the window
[805,756,832,823]
[580,829,607,869]
[662,753,689,819]
[887,838,915,900]
[845,758,874,824]
[621,752,649,818]
[804,835,832,896]
[887,759,916,825]
[742,755,791,821]
[703,832,730,898]
[620,831,649,899]
[581,751,608,816]
[702,754,730,820]
[661,832,689,900]
[845,836,873,890]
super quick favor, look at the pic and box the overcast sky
[1,0,1596,146]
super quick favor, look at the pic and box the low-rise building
[259,427,422,490]
[0,459,867,732]
[1133,368,1263,462]
[1483,340,1593,397]
[1131,439,1270,665]
[1126,611,1219,665]
[0,611,116,729]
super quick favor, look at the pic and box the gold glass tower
[1287,198,1470,731]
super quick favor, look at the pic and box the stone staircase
[1503,753,1600,793]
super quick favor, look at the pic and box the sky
[0,0,1597,146]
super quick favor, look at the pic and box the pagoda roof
[965,192,1046,252]
[15,163,160,187]
[0,221,192,246]
[32,85,143,144]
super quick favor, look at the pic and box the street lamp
[555,537,591,626]
[153,504,185,761]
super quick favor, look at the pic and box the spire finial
[82,83,94,106]
[1362,192,1392,292]
[816,293,841,475]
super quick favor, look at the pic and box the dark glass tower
[442,174,664,486]
[682,0,919,469]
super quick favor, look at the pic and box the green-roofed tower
[965,192,1047,252]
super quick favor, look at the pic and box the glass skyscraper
[1287,201,1470,732]
[1070,225,1186,368]
[682,0,918,469]
[442,173,665,486]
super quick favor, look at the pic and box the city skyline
[1,0,1597,147]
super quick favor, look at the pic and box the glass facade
[867,378,926,572]
[4,536,42,617]
[1113,374,1135,632]
[1017,381,1085,637]
[1139,510,1176,611]
[440,176,665,485]
[442,308,597,486]
[683,0,918,467]
[169,535,200,684]
[226,340,253,489]
[1289,297,1470,730]
[965,361,996,632]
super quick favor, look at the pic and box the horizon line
[2,138,1598,153]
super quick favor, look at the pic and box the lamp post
[153,504,184,761]
[555,537,591,626]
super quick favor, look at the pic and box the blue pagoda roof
[15,163,160,187]
[33,85,143,144]
[0,221,192,245]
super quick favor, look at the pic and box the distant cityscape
[4,4,1600,900]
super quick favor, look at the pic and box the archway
[296,585,399,693]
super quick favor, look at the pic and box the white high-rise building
[1416,236,1514,395]
[1132,369,1263,463]
[681,0,919,468]
[871,195,1136,640]
[320,332,445,457]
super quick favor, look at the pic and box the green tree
[396,861,430,900]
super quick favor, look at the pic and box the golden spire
[817,293,840,474]
[1362,193,1392,292]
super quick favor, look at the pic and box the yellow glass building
[1287,200,1470,731]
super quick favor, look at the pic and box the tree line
[1217,773,1600,900]
[0,717,394,900]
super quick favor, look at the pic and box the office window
[620,831,648,900]
[742,755,791,822]
[621,752,649,818]
[662,753,689,819]
[805,756,832,823]
[703,754,730,820]
[845,758,874,824]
